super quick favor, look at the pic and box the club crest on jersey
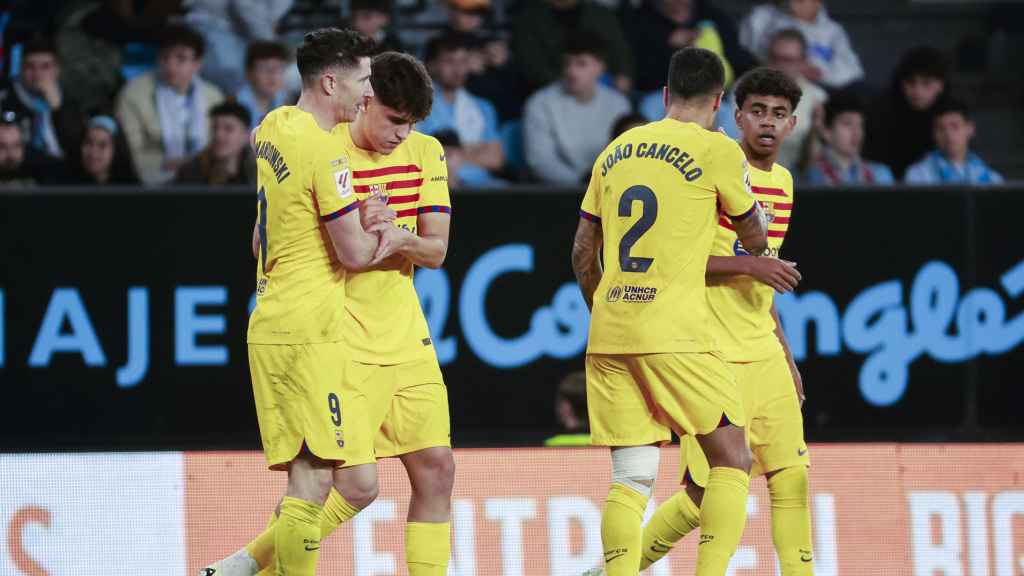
[334,168,353,198]
[367,183,386,197]
[761,200,776,223]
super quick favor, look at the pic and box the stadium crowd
[0,0,1009,188]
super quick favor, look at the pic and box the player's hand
[747,258,802,293]
[793,366,805,408]
[368,223,411,265]
[359,194,396,230]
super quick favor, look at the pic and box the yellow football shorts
[586,352,746,447]
[341,356,452,466]
[248,342,369,470]
[681,351,809,486]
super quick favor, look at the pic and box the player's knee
[410,448,456,499]
[767,466,808,506]
[334,467,380,510]
[611,445,660,497]
[703,426,752,473]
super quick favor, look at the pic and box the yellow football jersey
[334,125,451,364]
[247,106,359,344]
[706,163,794,362]
[581,118,757,354]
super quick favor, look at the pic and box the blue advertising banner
[0,187,1020,449]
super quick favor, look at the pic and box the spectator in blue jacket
[905,99,1003,185]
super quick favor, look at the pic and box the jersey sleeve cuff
[727,200,757,221]
[580,209,601,223]
[320,201,359,222]
[417,205,451,215]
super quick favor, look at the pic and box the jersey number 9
[618,185,657,273]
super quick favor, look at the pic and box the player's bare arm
[706,256,802,293]
[395,211,450,269]
[771,302,805,406]
[571,217,603,311]
[325,209,390,271]
[251,219,259,260]
[359,193,397,229]
[729,201,769,256]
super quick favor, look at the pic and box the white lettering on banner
[778,258,1024,407]
[484,498,537,576]
[813,493,839,576]
[547,497,602,576]
[449,499,476,576]
[910,492,965,576]
[353,499,397,576]
[993,492,1024,576]
[965,492,990,576]
[0,453,184,574]
[909,490,1024,576]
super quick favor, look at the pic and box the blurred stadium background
[0,0,1022,574]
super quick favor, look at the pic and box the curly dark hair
[370,52,434,121]
[158,24,205,59]
[296,27,377,85]
[733,66,803,112]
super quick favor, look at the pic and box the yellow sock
[638,489,701,570]
[601,483,649,576]
[275,496,323,576]
[405,521,451,575]
[245,512,278,572]
[255,489,361,575]
[768,467,814,576]
[695,467,750,576]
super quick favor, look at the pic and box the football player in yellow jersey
[221,28,417,576]
[636,67,814,575]
[202,53,454,576]
[571,47,768,576]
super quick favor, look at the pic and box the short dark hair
[22,36,57,59]
[667,47,725,102]
[210,100,252,127]
[733,66,803,111]
[371,51,434,121]
[352,0,391,12]
[932,96,970,121]
[158,24,205,59]
[564,31,606,63]
[894,46,949,84]
[768,28,807,57]
[296,28,377,85]
[824,89,865,127]
[424,32,468,64]
[246,41,290,71]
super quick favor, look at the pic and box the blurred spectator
[176,101,254,185]
[464,27,530,123]
[184,0,293,94]
[864,46,950,179]
[512,0,634,93]
[116,24,224,185]
[544,370,590,447]
[523,33,630,184]
[610,112,648,140]
[764,28,827,171]
[3,37,86,160]
[419,33,505,176]
[905,99,1003,185]
[346,0,404,53]
[0,108,64,187]
[446,0,491,35]
[625,0,757,93]
[235,41,290,129]
[804,90,892,185]
[434,129,506,188]
[740,0,864,89]
[64,115,139,185]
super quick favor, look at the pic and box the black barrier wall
[0,187,1021,449]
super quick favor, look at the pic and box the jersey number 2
[618,185,657,273]
[257,186,268,275]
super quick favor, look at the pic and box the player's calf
[767,466,814,575]
[602,445,659,576]
[402,447,456,576]
[693,425,752,576]
[332,462,380,510]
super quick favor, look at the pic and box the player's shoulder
[772,162,794,185]
[407,130,444,154]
